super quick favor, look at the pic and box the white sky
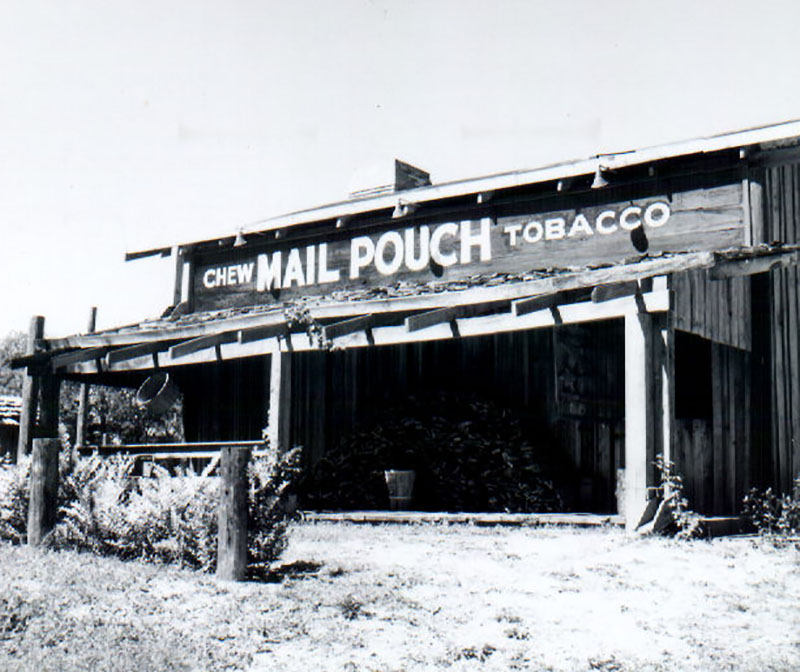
[2,0,800,338]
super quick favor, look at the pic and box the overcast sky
[2,0,800,338]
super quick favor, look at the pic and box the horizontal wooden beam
[591,281,640,303]
[512,292,566,317]
[405,307,459,332]
[47,252,716,351]
[72,289,669,373]
[169,331,237,359]
[710,250,800,279]
[51,347,109,371]
[322,314,375,340]
[106,341,171,367]
[237,322,289,345]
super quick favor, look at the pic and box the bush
[743,477,800,544]
[0,457,30,543]
[0,448,302,573]
[301,393,563,513]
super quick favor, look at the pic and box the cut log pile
[301,393,563,513]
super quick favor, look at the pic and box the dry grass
[1,523,799,671]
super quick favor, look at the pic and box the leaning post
[17,315,45,461]
[27,437,60,546]
[217,445,251,581]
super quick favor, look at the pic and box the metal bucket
[384,469,415,510]
[135,372,179,415]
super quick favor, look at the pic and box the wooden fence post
[217,445,251,581]
[75,307,97,452]
[17,315,45,461]
[27,437,60,546]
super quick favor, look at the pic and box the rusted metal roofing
[0,395,21,427]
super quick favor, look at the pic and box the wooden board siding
[287,323,625,513]
[762,163,800,493]
[672,270,751,350]
[673,344,751,516]
[191,178,746,312]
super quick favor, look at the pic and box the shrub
[0,448,302,573]
[0,457,30,543]
[743,476,800,544]
[301,392,563,513]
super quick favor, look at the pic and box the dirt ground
[1,523,799,671]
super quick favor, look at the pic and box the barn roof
[126,118,800,262]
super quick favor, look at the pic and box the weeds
[654,454,703,540]
[743,476,800,545]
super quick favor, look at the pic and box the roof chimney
[348,159,431,200]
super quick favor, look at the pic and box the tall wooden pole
[17,316,45,461]
[75,307,97,450]
[217,445,251,581]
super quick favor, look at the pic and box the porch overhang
[12,245,799,381]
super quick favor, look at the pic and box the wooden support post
[75,307,97,450]
[27,438,60,546]
[38,374,61,439]
[268,348,292,452]
[216,445,251,581]
[17,316,45,461]
[624,311,673,531]
[173,246,185,306]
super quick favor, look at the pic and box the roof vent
[348,159,431,200]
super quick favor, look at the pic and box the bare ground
[1,523,798,671]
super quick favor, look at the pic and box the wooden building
[14,121,800,529]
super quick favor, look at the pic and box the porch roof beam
[66,288,669,374]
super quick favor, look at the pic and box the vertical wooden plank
[596,421,611,512]
[711,342,724,515]
[268,349,292,452]
[75,307,97,449]
[728,346,740,514]
[38,374,61,440]
[695,418,712,514]
[624,311,657,530]
[216,446,250,581]
[789,266,800,486]
[749,170,766,245]
[27,438,60,546]
[172,246,185,306]
[17,316,45,461]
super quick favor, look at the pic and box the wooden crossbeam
[591,281,640,303]
[710,251,800,280]
[237,322,289,344]
[322,314,375,340]
[169,331,237,359]
[51,346,108,371]
[512,292,565,317]
[405,307,460,332]
[106,341,170,367]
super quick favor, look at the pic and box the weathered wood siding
[673,339,751,516]
[672,271,751,350]
[763,163,800,492]
[289,323,625,513]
